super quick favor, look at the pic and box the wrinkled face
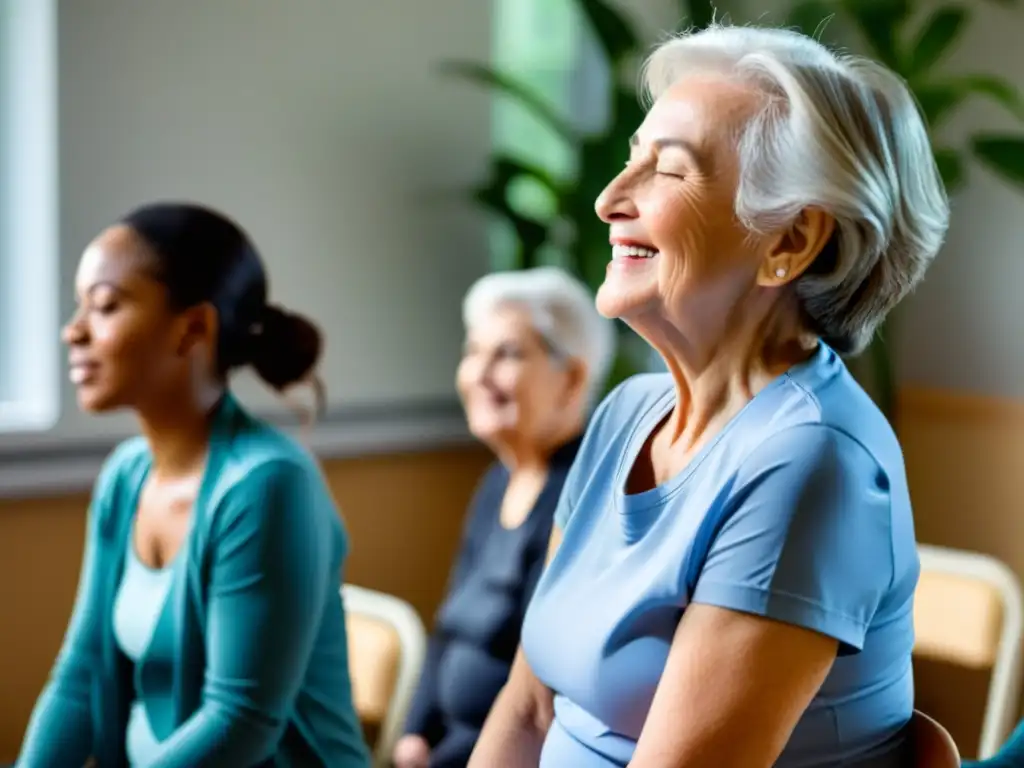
[594,74,774,333]
[62,226,206,413]
[456,304,583,452]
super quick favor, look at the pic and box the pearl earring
[775,267,787,278]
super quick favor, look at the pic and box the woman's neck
[136,386,223,477]
[648,296,815,453]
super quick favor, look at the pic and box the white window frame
[0,0,60,432]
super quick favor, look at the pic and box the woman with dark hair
[16,203,370,767]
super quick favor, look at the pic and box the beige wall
[0,385,1021,760]
[900,387,1024,757]
[902,387,1024,569]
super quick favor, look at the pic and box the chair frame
[342,583,428,768]
[918,544,1024,758]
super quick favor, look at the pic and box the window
[0,0,60,431]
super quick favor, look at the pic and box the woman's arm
[17,443,132,768]
[401,634,448,745]
[17,519,102,768]
[630,424,896,767]
[467,527,562,768]
[142,460,340,768]
[629,605,837,767]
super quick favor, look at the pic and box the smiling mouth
[611,244,659,260]
[69,363,98,385]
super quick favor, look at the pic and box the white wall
[50,0,493,442]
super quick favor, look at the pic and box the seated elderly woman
[391,267,615,768]
[468,23,950,768]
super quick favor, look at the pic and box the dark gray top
[403,436,582,767]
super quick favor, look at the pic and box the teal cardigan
[17,394,371,767]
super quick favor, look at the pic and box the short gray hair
[462,267,616,401]
[642,23,950,355]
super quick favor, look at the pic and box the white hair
[462,266,616,401]
[642,23,950,355]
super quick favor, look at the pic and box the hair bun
[248,304,323,394]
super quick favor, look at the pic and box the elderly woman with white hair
[391,266,615,768]
[468,23,950,768]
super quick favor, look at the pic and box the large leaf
[912,83,963,127]
[839,0,911,70]
[906,6,967,76]
[470,156,566,269]
[575,0,641,68]
[489,156,563,199]
[951,75,1024,122]
[933,147,965,192]
[474,191,550,270]
[785,0,839,38]
[439,61,576,143]
[971,135,1024,189]
[914,75,1024,130]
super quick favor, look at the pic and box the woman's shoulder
[215,421,326,502]
[591,373,674,434]
[763,348,902,476]
[206,391,322,484]
[604,371,674,405]
[80,436,152,536]
[563,372,675,462]
[94,436,150,501]
[200,423,346,553]
[102,434,150,472]
[142,398,328,532]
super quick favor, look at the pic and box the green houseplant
[783,0,1024,421]
[441,0,716,393]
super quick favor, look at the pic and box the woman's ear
[758,208,836,286]
[176,302,218,360]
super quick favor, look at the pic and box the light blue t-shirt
[521,343,919,767]
[113,542,176,766]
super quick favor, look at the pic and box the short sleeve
[691,425,894,653]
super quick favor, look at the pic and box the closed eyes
[623,159,685,180]
[656,166,686,179]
